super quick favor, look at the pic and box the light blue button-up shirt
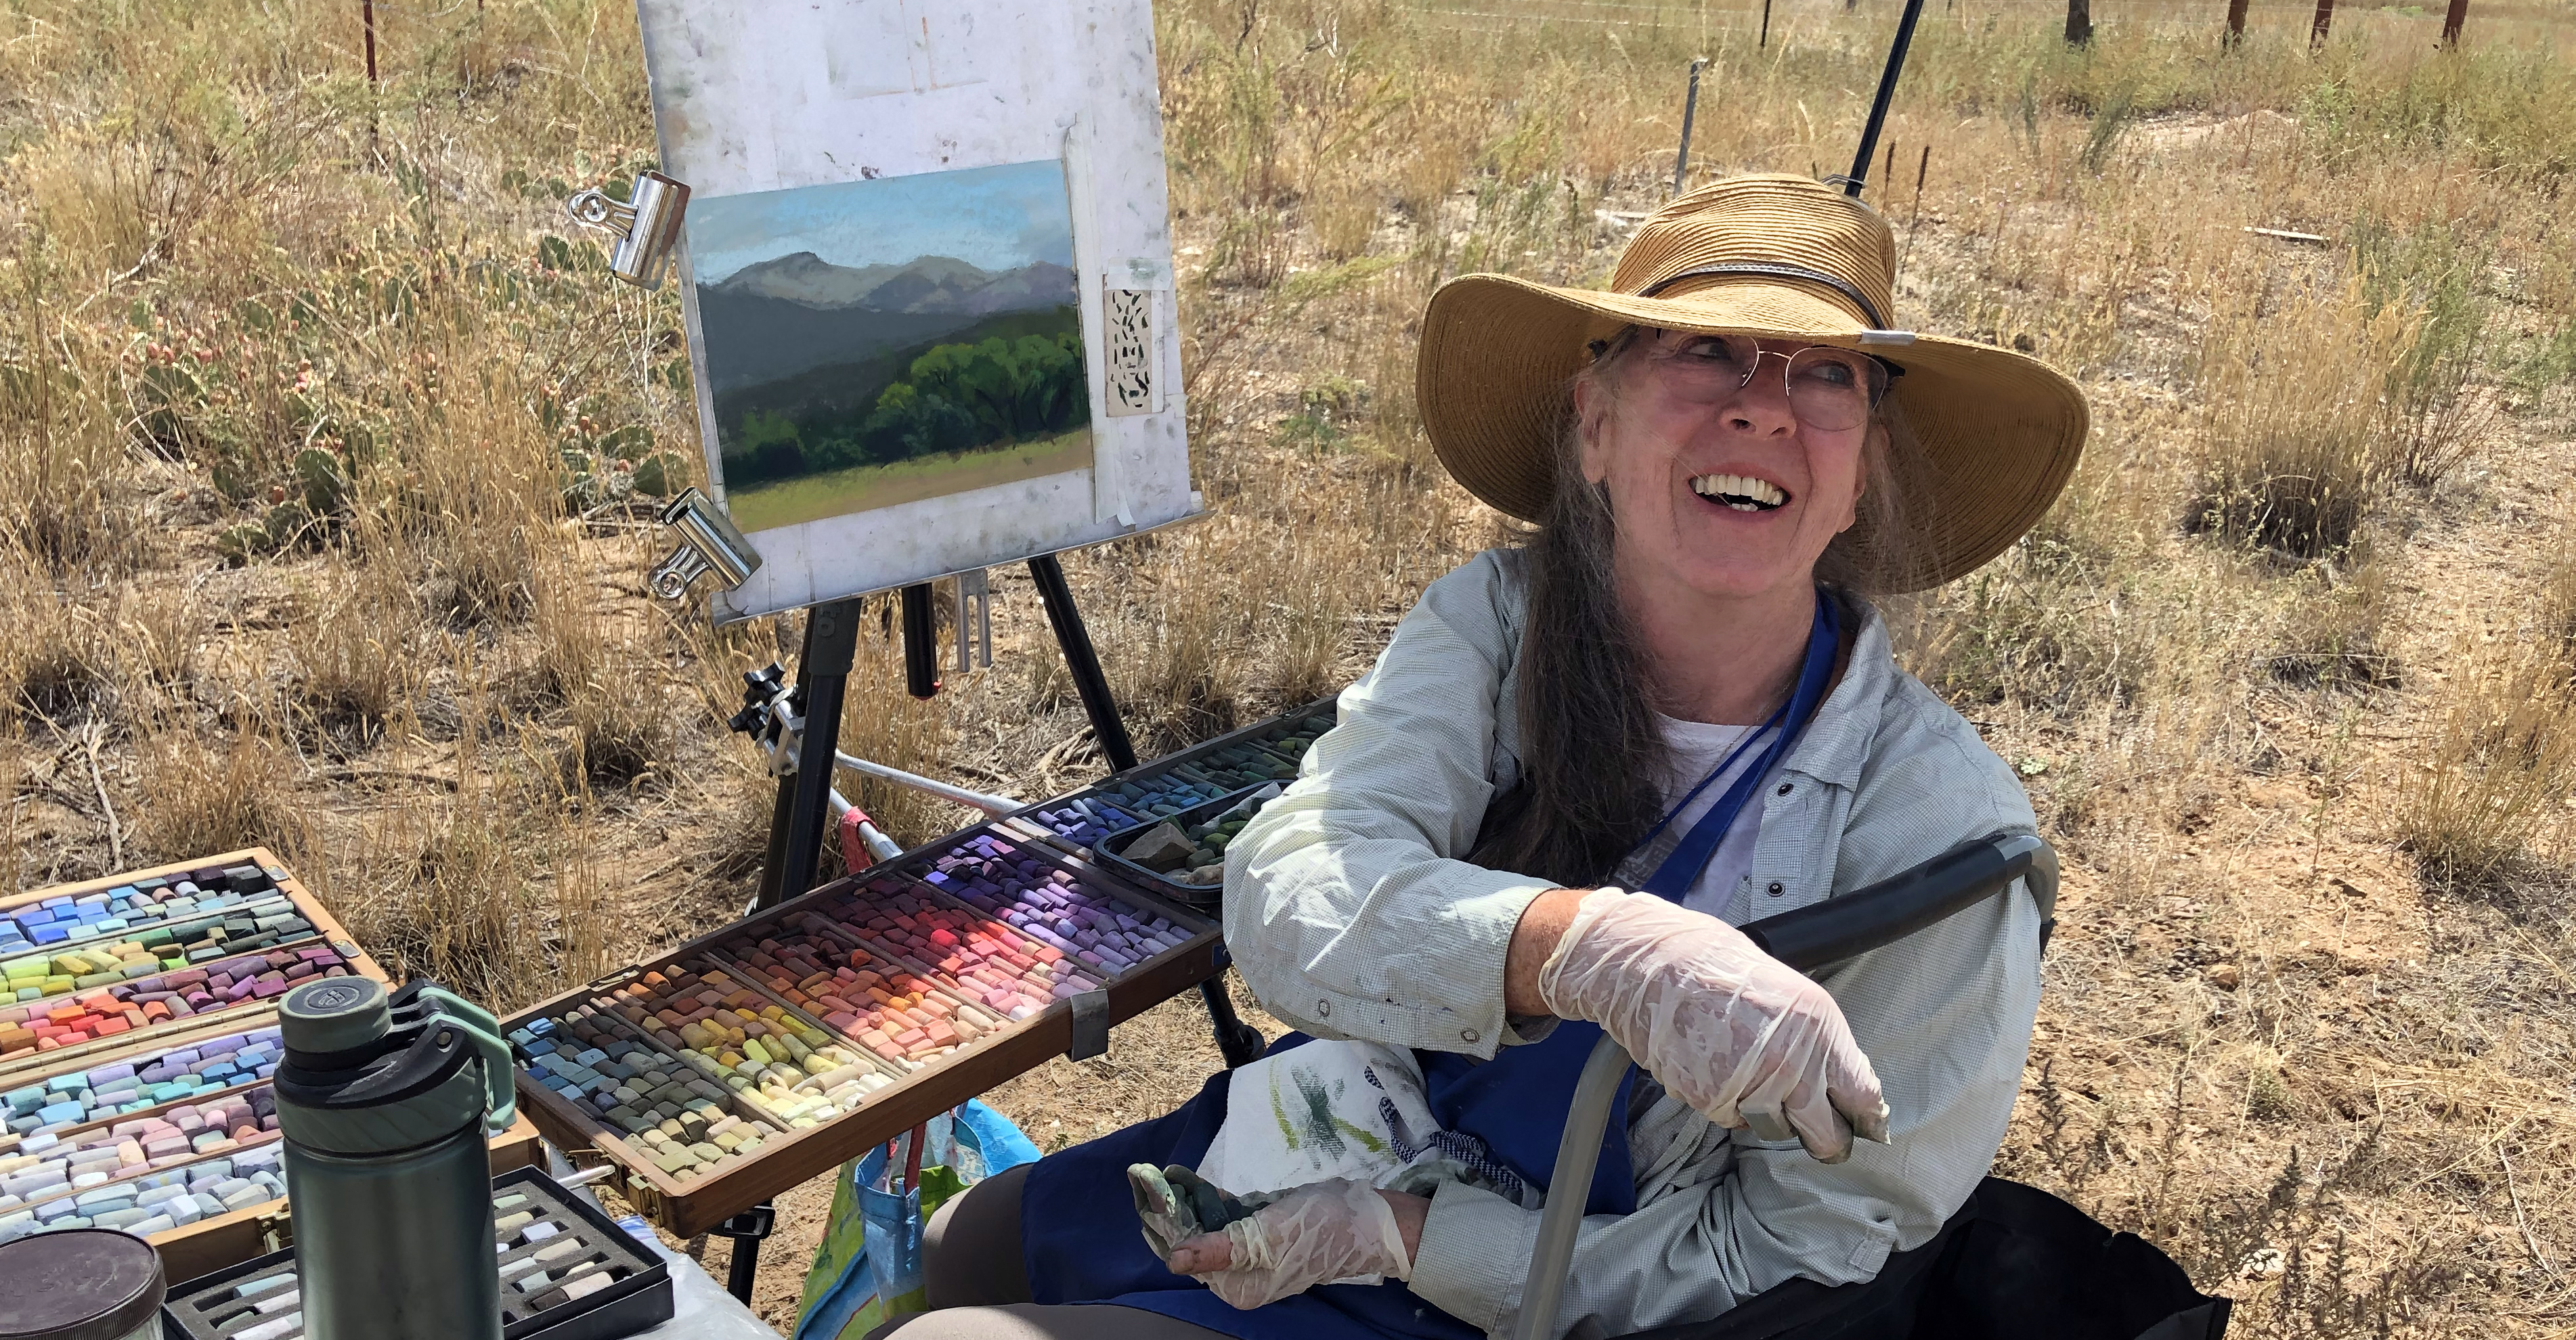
[1223,548,2045,1339]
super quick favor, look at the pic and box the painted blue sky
[686,159,1076,284]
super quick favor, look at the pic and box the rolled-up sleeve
[1222,551,1550,1058]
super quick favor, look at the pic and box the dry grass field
[5,0,2576,1331]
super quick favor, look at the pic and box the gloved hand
[1538,888,1890,1162]
[1129,1163,1263,1261]
[1156,1178,1414,1310]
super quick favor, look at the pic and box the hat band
[1634,262,1888,329]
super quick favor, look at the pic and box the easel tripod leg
[759,598,866,912]
[1027,554,1263,1064]
[1028,553,1138,773]
[717,1201,776,1304]
[754,778,797,912]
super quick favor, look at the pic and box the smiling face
[1574,328,1879,607]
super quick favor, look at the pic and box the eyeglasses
[1638,332,1892,431]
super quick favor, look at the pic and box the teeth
[1688,473,1787,510]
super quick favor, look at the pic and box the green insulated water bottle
[273,977,517,1340]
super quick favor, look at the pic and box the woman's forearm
[1502,887,1589,1016]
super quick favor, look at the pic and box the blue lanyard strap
[1636,591,1841,901]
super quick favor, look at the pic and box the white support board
[634,0,1198,623]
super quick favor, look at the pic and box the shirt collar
[1777,589,1892,790]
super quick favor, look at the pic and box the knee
[924,1161,1034,1309]
[863,1305,1016,1340]
[867,1303,1196,1340]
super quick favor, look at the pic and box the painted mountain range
[695,252,1078,395]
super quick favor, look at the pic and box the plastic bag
[792,1101,1041,1340]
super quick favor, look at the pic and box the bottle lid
[276,977,488,1155]
[280,977,392,1056]
[0,1228,167,1340]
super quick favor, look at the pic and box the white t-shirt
[1653,715,1782,924]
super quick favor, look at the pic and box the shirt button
[1315,1000,1331,1018]
[1776,783,1794,796]
[1461,1029,1480,1044]
[1766,881,1785,897]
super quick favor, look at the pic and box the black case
[1094,784,1280,910]
[159,1165,675,1340]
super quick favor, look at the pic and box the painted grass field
[722,428,1095,533]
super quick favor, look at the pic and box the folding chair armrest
[1740,831,2053,974]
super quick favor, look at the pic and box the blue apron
[1021,593,1843,1338]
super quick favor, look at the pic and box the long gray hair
[1468,328,1921,889]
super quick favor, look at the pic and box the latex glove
[1538,888,1890,1162]
[1160,1178,1413,1310]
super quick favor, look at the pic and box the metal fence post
[1907,144,1930,252]
[2311,0,2334,48]
[1673,58,1708,196]
[2441,0,2468,44]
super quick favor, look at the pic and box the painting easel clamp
[647,488,763,600]
[726,663,1020,816]
[565,170,693,290]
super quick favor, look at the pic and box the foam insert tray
[159,1165,674,1340]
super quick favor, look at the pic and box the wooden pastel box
[504,823,1221,1236]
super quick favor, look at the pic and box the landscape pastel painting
[686,160,1091,533]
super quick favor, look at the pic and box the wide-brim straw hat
[1417,173,2088,593]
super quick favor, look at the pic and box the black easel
[753,560,1267,1050]
[728,555,1267,1289]
[1026,554,1267,1071]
